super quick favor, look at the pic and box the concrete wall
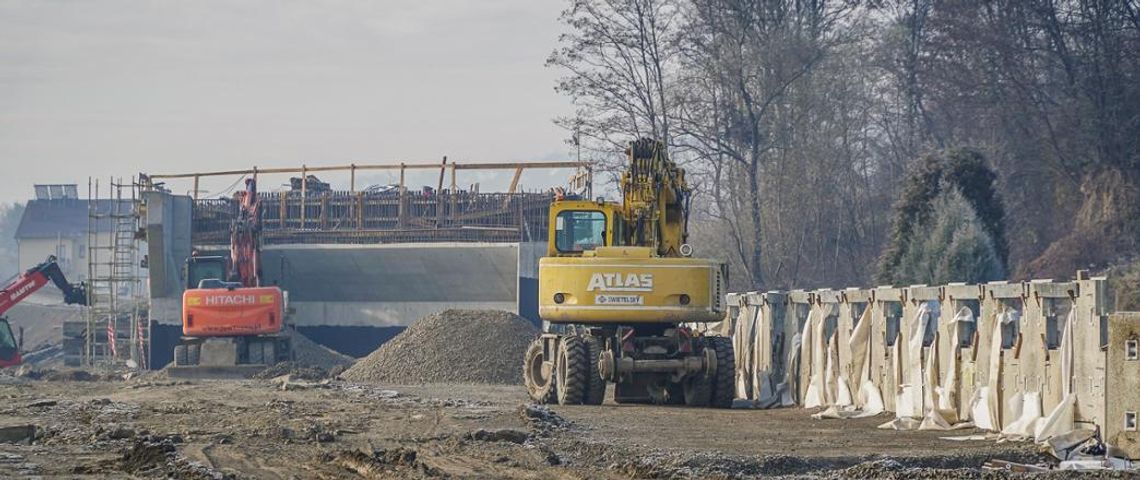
[258,242,521,327]
[727,276,1136,454]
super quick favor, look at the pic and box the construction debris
[0,425,36,444]
[342,309,537,385]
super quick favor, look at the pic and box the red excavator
[170,178,291,376]
[0,256,88,367]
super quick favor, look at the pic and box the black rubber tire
[248,340,264,365]
[708,336,736,409]
[583,336,606,405]
[665,382,686,405]
[187,343,200,366]
[262,340,276,365]
[278,338,292,363]
[523,339,557,404]
[555,336,589,405]
[683,375,712,406]
[174,344,188,366]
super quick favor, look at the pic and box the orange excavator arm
[230,178,262,288]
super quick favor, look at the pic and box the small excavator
[169,178,291,376]
[524,139,734,407]
[0,256,88,367]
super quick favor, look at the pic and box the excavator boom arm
[230,178,262,287]
[0,256,87,317]
[620,138,690,257]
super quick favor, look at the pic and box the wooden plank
[507,167,524,194]
[149,161,590,179]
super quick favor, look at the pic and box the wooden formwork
[191,190,552,245]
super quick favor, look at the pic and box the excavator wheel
[248,340,265,365]
[260,340,276,365]
[683,374,712,407]
[187,343,201,366]
[707,336,736,408]
[555,336,589,405]
[665,382,685,405]
[523,339,556,404]
[583,336,606,405]
[174,345,189,367]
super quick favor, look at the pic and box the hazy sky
[0,1,576,203]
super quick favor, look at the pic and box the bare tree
[676,0,859,288]
[549,0,684,182]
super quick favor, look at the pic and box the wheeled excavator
[523,139,734,407]
[169,178,291,376]
[0,256,88,367]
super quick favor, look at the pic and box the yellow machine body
[539,253,724,324]
[538,147,727,326]
[525,139,734,408]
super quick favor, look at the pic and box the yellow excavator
[523,139,733,407]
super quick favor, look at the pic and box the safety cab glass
[188,260,226,289]
[555,210,606,253]
[0,322,16,358]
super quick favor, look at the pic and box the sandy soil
[0,375,1048,479]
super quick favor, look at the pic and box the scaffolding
[84,178,148,368]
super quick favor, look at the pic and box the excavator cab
[0,318,22,368]
[185,255,227,290]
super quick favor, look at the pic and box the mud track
[0,377,1048,478]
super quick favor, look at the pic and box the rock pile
[253,331,355,380]
[289,332,355,370]
[341,310,537,385]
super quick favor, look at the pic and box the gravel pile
[251,332,354,380]
[289,332,355,370]
[341,309,537,385]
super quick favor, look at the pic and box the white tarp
[812,305,885,420]
[918,329,973,431]
[801,305,833,409]
[1033,308,1078,442]
[970,309,1009,432]
[940,307,975,415]
[733,303,756,400]
[777,331,802,407]
[893,303,930,421]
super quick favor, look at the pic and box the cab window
[555,210,606,252]
[0,322,16,354]
[187,258,226,290]
[612,215,628,246]
[0,321,14,348]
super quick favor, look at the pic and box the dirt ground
[0,374,1056,479]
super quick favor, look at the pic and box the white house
[14,184,135,282]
